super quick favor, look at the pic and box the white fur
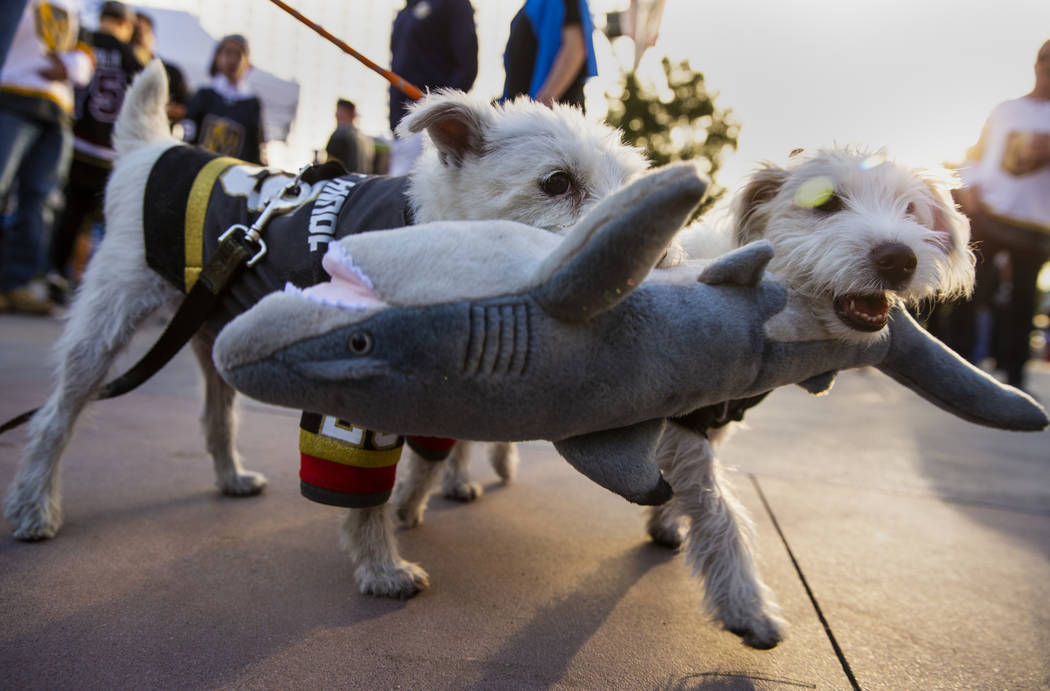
[2,62,645,601]
[644,148,976,648]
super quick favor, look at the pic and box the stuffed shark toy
[213,164,1048,505]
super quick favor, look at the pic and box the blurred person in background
[47,0,141,301]
[131,11,188,125]
[0,1,31,69]
[502,0,597,112]
[388,0,478,175]
[0,0,93,314]
[944,38,1050,393]
[182,34,265,165]
[325,98,374,174]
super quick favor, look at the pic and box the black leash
[0,160,343,437]
[0,227,263,435]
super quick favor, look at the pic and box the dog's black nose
[871,242,917,289]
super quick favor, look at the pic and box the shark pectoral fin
[533,163,708,322]
[553,419,673,506]
[797,370,837,395]
[697,240,775,286]
[877,308,1049,431]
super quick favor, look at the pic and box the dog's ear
[397,91,492,167]
[917,171,976,296]
[733,163,790,246]
[919,175,967,237]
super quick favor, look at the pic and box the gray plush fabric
[213,164,1048,503]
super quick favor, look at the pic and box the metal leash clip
[219,168,314,267]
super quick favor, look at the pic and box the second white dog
[393,148,975,648]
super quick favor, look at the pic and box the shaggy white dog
[2,62,647,601]
[646,148,974,647]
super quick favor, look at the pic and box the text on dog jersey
[308,178,358,252]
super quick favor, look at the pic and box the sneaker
[46,272,70,306]
[5,283,54,315]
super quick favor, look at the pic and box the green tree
[605,57,740,214]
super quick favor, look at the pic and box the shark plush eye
[347,331,374,356]
[540,171,573,196]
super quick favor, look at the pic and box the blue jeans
[0,1,29,70]
[0,109,72,291]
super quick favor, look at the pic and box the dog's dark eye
[540,171,573,196]
[906,201,918,216]
[813,193,844,214]
[347,331,373,356]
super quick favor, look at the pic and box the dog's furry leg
[646,496,685,548]
[188,336,266,496]
[390,447,443,528]
[341,505,429,598]
[488,441,518,484]
[441,441,482,501]
[659,424,786,649]
[3,253,167,539]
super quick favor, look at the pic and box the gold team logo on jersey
[35,2,76,53]
[200,115,246,158]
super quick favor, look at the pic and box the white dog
[391,148,975,648]
[2,62,647,599]
[641,148,975,647]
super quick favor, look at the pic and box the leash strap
[0,228,261,435]
[96,228,260,400]
[1,162,348,437]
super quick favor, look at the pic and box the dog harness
[143,145,455,508]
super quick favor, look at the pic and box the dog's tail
[113,59,173,158]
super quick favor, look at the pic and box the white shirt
[0,0,94,114]
[961,96,1050,233]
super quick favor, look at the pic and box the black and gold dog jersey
[143,145,413,328]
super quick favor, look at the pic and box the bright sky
[136,0,1049,194]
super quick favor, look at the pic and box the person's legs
[1001,246,1048,389]
[940,228,1002,363]
[50,159,104,282]
[0,1,29,69]
[4,120,71,286]
[0,112,71,314]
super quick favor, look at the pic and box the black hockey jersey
[72,31,143,152]
[143,145,413,328]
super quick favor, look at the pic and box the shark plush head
[214,164,1047,505]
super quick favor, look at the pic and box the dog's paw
[646,509,683,548]
[217,470,267,496]
[442,479,482,502]
[725,611,786,649]
[647,521,684,549]
[392,501,424,529]
[4,491,62,541]
[490,443,519,484]
[355,560,430,599]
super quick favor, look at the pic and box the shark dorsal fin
[532,163,707,321]
[697,240,775,286]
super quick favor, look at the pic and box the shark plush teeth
[213,163,1048,505]
[287,243,387,311]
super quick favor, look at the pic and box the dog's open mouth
[833,293,891,332]
[285,243,387,310]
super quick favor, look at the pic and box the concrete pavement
[1,313,1048,689]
